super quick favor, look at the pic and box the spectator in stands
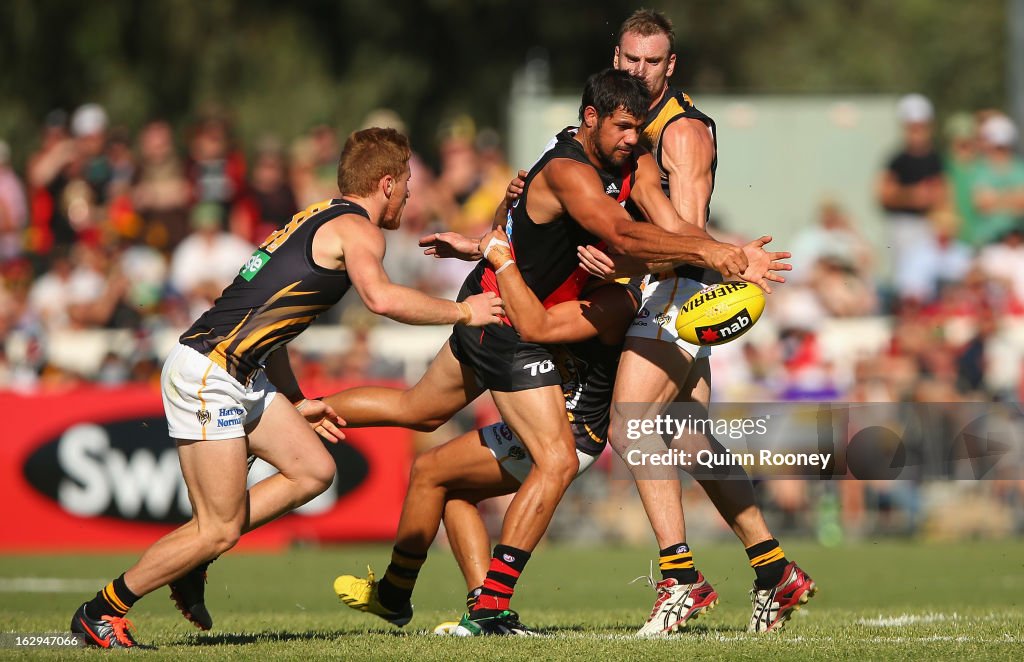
[977,226,1024,307]
[186,115,246,218]
[877,94,946,302]
[943,112,981,245]
[434,117,513,236]
[230,139,297,244]
[133,120,190,249]
[967,114,1024,247]
[790,198,878,316]
[26,110,77,258]
[0,140,27,264]
[169,203,253,320]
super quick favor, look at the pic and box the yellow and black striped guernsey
[180,199,360,384]
[641,87,718,215]
[641,87,721,282]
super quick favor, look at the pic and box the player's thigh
[246,394,334,480]
[491,386,575,467]
[404,341,483,419]
[611,336,695,424]
[176,436,249,526]
[416,430,520,493]
[677,356,711,409]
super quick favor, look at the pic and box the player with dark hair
[334,225,638,634]
[572,10,815,635]
[69,128,503,649]
[330,69,789,636]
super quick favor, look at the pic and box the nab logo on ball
[675,282,765,346]
[695,309,753,344]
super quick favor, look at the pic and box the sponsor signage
[1,384,412,551]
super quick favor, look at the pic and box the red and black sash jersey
[180,198,358,383]
[461,127,637,315]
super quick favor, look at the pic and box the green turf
[3,541,1023,659]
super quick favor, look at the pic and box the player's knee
[408,417,445,433]
[299,455,336,499]
[533,447,578,486]
[409,448,443,487]
[203,521,242,556]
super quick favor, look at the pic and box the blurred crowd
[711,94,1024,408]
[0,105,512,390]
[2,97,1022,542]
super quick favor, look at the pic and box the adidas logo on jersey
[605,182,620,195]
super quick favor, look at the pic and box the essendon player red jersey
[461,127,638,314]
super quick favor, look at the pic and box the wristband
[456,301,472,325]
[482,236,511,262]
[294,398,310,412]
[494,260,515,275]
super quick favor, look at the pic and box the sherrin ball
[675,282,765,346]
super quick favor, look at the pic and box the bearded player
[574,10,816,635]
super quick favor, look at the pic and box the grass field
[3,540,1023,660]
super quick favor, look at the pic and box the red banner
[0,384,413,551]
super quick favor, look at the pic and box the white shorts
[626,274,712,359]
[479,422,598,484]
[161,343,277,441]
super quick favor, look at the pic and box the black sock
[472,545,531,617]
[746,538,789,590]
[659,543,699,584]
[85,574,139,619]
[377,546,427,612]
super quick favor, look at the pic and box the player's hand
[462,291,504,326]
[419,231,482,261]
[706,242,749,279]
[576,245,651,278]
[738,235,791,294]
[505,169,527,206]
[296,398,346,443]
[480,226,513,269]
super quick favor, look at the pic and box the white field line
[0,577,107,593]
[857,612,960,627]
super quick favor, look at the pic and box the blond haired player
[69,128,502,649]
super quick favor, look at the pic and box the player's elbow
[603,223,640,255]
[361,289,391,316]
[515,323,546,343]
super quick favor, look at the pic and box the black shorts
[449,321,562,393]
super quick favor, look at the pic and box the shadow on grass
[174,628,411,646]
[530,622,749,636]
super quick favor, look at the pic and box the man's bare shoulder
[321,211,384,261]
[662,116,715,152]
[660,116,715,171]
[542,155,604,193]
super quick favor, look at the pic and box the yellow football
[675,282,765,346]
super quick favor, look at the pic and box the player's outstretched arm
[340,217,503,326]
[481,226,634,344]
[543,158,747,277]
[577,237,791,293]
